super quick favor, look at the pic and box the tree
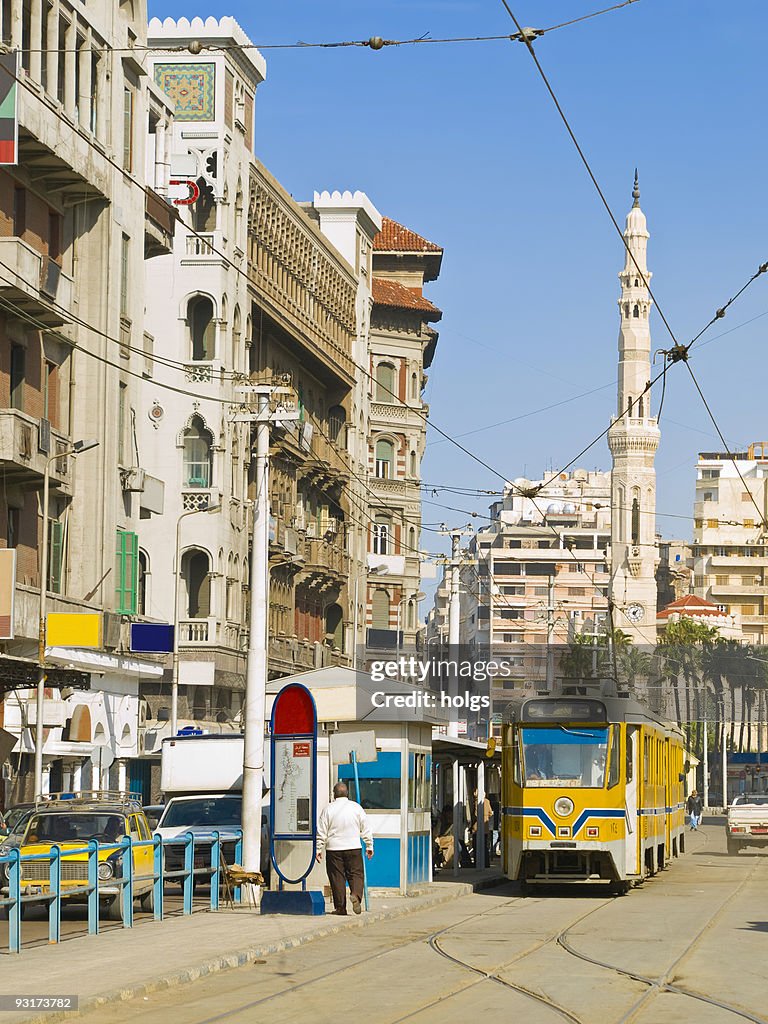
[657,619,719,743]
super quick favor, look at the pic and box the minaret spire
[607,178,659,643]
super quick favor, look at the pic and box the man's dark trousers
[326,848,364,913]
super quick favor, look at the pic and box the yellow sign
[46,613,101,648]
[0,548,15,639]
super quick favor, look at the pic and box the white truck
[155,734,270,880]
[726,793,768,855]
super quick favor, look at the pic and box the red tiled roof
[372,278,442,318]
[657,595,724,619]
[373,217,442,253]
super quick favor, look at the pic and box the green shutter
[48,521,64,595]
[116,530,139,614]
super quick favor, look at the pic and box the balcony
[370,401,420,424]
[0,237,74,327]
[145,188,176,258]
[370,476,407,497]
[178,618,217,644]
[0,411,72,492]
[268,636,341,674]
[183,233,217,258]
[183,361,225,385]
[181,489,221,512]
[302,537,349,579]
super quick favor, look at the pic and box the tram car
[502,687,686,892]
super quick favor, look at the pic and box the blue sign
[130,622,174,653]
[177,726,203,736]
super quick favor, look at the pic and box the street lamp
[171,502,221,736]
[35,438,99,800]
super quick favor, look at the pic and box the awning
[45,647,165,678]
[0,653,89,697]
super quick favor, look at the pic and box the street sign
[329,730,377,766]
[130,622,174,653]
[269,683,318,885]
[47,613,101,648]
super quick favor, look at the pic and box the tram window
[625,733,633,783]
[521,726,608,788]
[607,728,620,788]
[513,735,522,785]
[643,738,649,783]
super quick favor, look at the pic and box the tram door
[625,726,640,876]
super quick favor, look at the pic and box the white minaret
[607,172,659,645]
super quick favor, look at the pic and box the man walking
[316,781,373,915]
[687,789,703,831]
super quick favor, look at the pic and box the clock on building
[626,603,644,623]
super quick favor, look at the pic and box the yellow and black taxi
[1,792,154,920]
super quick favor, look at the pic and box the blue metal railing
[0,830,244,954]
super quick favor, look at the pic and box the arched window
[631,491,640,546]
[627,397,633,417]
[232,305,242,368]
[638,396,644,417]
[408,526,416,552]
[189,296,215,361]
[371,589,390,629]
[407,600,415,630]
[328,405,346,445]
[182,549,211,618]
[409,451,417,477]
[138,549,149,616]
[375,439,394,479]
[325,603,344,651]
[624,303,630,319]
[410,372,418,400]
[375,362,396,403]
[183,415,213,488]
[372,515,391,555]
[633,304,639,318]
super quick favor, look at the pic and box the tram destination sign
[523,699,607,723]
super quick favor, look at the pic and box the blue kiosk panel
[338,752,402,888]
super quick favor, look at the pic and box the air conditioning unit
[121,467,146,492]
[136,731,146,756]
[306,523,318,538]
[103,612,121,650]
[138,699,149,728]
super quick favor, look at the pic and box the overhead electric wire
[14,1,641,54]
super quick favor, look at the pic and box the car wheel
[105,896,124,922]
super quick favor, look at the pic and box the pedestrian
[472,789,493,866]
[316,781,373,916]
[687,790,703,831]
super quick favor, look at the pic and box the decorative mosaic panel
[154,63,215,122]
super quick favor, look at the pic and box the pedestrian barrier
[0,830,243,954]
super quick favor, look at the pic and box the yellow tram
[502,689,686,892]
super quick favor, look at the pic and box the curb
[17,875,507,1024]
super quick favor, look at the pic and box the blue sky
[151,0,768,563]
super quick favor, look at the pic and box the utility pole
[447,530,462,739]
[702,713,709,810]
[234,383,298,880]
[545,575,555,692]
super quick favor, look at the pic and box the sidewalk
[1,870,506,1024]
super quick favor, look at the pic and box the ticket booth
[266,667,447,895]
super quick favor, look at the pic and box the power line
[13,1,642,54]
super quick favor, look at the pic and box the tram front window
[522,726,610,787]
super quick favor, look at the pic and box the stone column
[78,27,91,131]
[45,0,58,99]
[63,13,76,120]
[29,0,42,81]
[154,118,167,194]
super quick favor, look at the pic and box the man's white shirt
[317,797,373,854]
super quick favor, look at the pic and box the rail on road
[0,830,244,954]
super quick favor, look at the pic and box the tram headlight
[554,797,574,818]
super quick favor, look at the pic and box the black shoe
[331,909,347,916]
[351,895,362,915]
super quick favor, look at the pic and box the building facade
[691,443,768,644]
[365,218,442,651]
[0,0,173,801]
[607,175,660,644]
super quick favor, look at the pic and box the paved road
[82,826,768,1024]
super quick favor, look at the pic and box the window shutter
[116,530,139,614]
[49,521,64,594]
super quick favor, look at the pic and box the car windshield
[5,807,32,832]
[25,813,126,844]
[522,726,610,787]
[161,797,242,828]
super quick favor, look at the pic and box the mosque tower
[607,173,660,644]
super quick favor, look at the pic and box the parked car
[155,794,270,883]
[143,804,165,831]
[726,793,768,854]
[1,792,154,920]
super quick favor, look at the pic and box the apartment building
[456,470,612,714]
[691,444,768,643]
[0,0,174,801]
[365,218,442,651]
